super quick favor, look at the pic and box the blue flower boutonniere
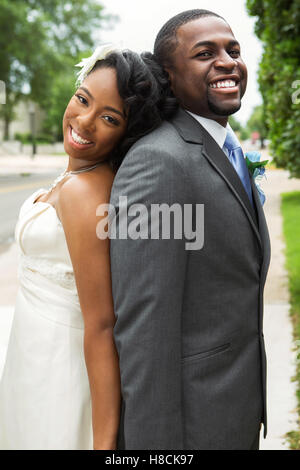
[245,151,268,206]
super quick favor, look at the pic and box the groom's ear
[164,67,175,94]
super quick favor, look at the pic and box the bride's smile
[0,47,169,451]
[63,67,127,170]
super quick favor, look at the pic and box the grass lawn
[281,191,300,449]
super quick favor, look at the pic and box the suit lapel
[201,130,261,244]
[170,109,262,250]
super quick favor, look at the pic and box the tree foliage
[42,68,76,141]
[0,0,114,140]
[229,116,250,141]
[247,0,300,176]
[229,115,242,133]
[246,105,268,147]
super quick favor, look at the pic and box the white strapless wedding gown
[0,189,93,450]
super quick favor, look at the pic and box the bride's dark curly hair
[84,50,178,171]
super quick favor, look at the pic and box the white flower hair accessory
[75,44,120,87]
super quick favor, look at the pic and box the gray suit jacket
[109,109,271,450]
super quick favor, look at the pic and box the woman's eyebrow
[103,106,126,120]
[78,86,94,100]
[78,87,126,119]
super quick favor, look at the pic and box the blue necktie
[223,128,254,207]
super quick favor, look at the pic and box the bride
[0,46,176,450]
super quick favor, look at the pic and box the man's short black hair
[154,9,225,68]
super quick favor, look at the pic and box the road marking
[0,180,53,194]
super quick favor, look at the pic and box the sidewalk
[0,162,300,449]
[0,154,68,175]
[259,169,300,449]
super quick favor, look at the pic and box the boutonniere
[245,152,268,206]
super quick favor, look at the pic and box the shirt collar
[185,110,231,149]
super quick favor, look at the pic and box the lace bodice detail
[19,256,76,291]
[15,189,77,294]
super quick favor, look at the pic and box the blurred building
[0,101,45,141]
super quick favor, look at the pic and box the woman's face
[63,67,127,162]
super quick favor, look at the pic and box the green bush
[281,191,300,449]
[14,132,54,144]
[247,0,300,176]
[14,132,32,144]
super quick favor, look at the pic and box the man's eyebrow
[192,40,216,50]
[78,86,94,100]
[191,39,240,50]
[228,40,240,48]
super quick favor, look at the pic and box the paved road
[0,172,58,246]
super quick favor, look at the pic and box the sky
[97,0,263,125]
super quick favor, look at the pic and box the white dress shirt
[185,110,232,156]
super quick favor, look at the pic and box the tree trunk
[2,90,16,141]
[3,116,10,141]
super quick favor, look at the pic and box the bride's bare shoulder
[57,162,115,220]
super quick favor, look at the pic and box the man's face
[166,16,248,125]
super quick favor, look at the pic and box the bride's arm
[57,166,120,450]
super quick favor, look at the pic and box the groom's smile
[165,16,248,126]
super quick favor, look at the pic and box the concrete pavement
[0,153,68,175]
[0,173,60,245]
[258,169,300,449]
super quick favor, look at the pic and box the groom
[109,9,270,450]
